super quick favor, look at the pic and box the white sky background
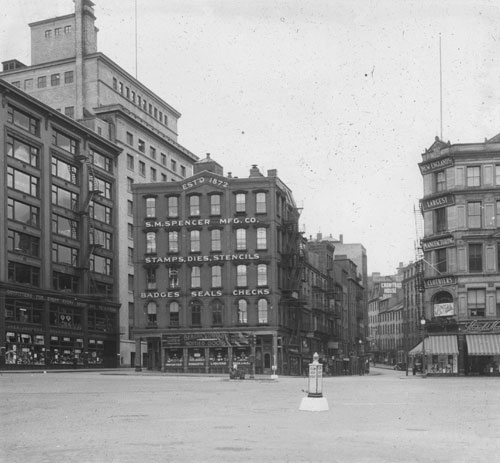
[2,0,500,275]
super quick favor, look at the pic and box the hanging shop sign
[422,235,455,251]
[419,157,454,175]
[434,302,455,317]
[420,194,455,212]
[424,276,456,288]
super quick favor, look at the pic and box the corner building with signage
[132,156,303,374]
[417,135,500,376]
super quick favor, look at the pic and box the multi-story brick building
[417,135,500,376]
[0,79,122,368]
[132,157,304,375]
[0,0,198,365]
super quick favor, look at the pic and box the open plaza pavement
[1,367,499,463]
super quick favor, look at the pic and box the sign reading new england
[419,157,454,174]
[420,194,455,212]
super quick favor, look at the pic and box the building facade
[0,79,122,368]
[132,159,306,375]
[0,0,198,365]
[418,136,500,376]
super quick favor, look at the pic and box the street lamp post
[420,316,427,378]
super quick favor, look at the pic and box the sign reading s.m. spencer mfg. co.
[420,194,455,212]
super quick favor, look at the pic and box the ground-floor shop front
[409,332,500,376]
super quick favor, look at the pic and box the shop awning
[408,336,458,355]
[466,334,500,355]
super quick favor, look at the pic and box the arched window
[191,300,202,326]
[211,229,221,251]
[146,301,157,324]
[189,195,200,216]
[256,228,267,249]
[146,232,156,253]
[191,266,201,288]
[146,197,156,218]
[190,230,200,252]
[169,301,179,327]
[210,194,221,215]
[257,264,267,286]
[256,192,266,213]
[237,299,248,324]
[211,265,222,287]
[236,265,247,287]
[258,299,268,324]
[211,299,223,325]
[236,228,246,250]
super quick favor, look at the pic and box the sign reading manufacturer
[422,236,455,251]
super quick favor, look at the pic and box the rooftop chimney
[249,165,264,177]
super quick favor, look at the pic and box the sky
[2,0,500,276]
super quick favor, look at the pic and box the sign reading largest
[420,194,455,212]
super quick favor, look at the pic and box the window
[189,195,200,216]
[52,185,78,209]
[236,193,246,212]
[467,289,485,317]
[37,76,47,88]
[8,167,39,197]
[127,200,133,216]
[237,265,247,287]
[24,79,33,91]
[237,300,248,324]
[146,232,156,253]
[146,198,156,217]
[469,243,483,273]
[256,228,267,250]
[90,149,113,173]
[258,299,269,324]
[191,267,201,287]
[164,114,168,125]
[146,267,156,289]
[161,153,167,165]
[170,301,180,327]
[496,165,500,185]
[8,261,40,286]
[138,139,145,153]
[45,30,52,38]
[212,266,222,287]
[256,192,267,213]
[7,135,40,167]
[126,87,130,99]
[191,301,201,326]
[168,231,179,252]
[119,82,123,94]
[90,201,112,225]
[161,174,167,182]
[127,154,134,170]
[64,71,74,84]
[52,156,78,184]
[126,132,133,145]
[53,272,78,292]
[92,176,112,199]
[11,81,20,88]
[52,243,78,266]
[128,223,133,239]
[8,198,39,227]
[51,73,60,86]
[211,229,221,251]
[257,264,268,286]
[171,159,177,172]
[151,168,157,182]
[8,230,40,257]
[181,165,186,177]
[7,105,40,135]
[148,103,152,114]
[128,247,134,265]
[168,196,178,217]
[147,302,157,324]
[128,274,134,292]
[64,25,72,34]
[236,229,246,250]
[139,161,146,176]
[53,130,78,154]
[168,268,179,287]
[92,229,112,251]
[90,255,112,275]
[210,195,221,215]
[132,91,136,103]
[52,214,78,239]
[211,300,223,325]
[127,177,134,192]
[434,208,447,234]
[54,27,61,36]
[497,201,500,228]
[467,202,482,229]
[190,230,201,252]
[435,248,447,274]
[466,166,481,187]
[64,106,74,118]
[150,147,156,160]
[113,78,118,90]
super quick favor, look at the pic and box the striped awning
[466,334,500,355]
[408,335,458,355]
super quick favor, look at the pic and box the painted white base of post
[270,374,278,380]
[299,396,329,412]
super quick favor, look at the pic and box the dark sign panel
[424,276,456,288]
[421,235,455,251]
[419,157,454,175]
[420,194,455,212]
